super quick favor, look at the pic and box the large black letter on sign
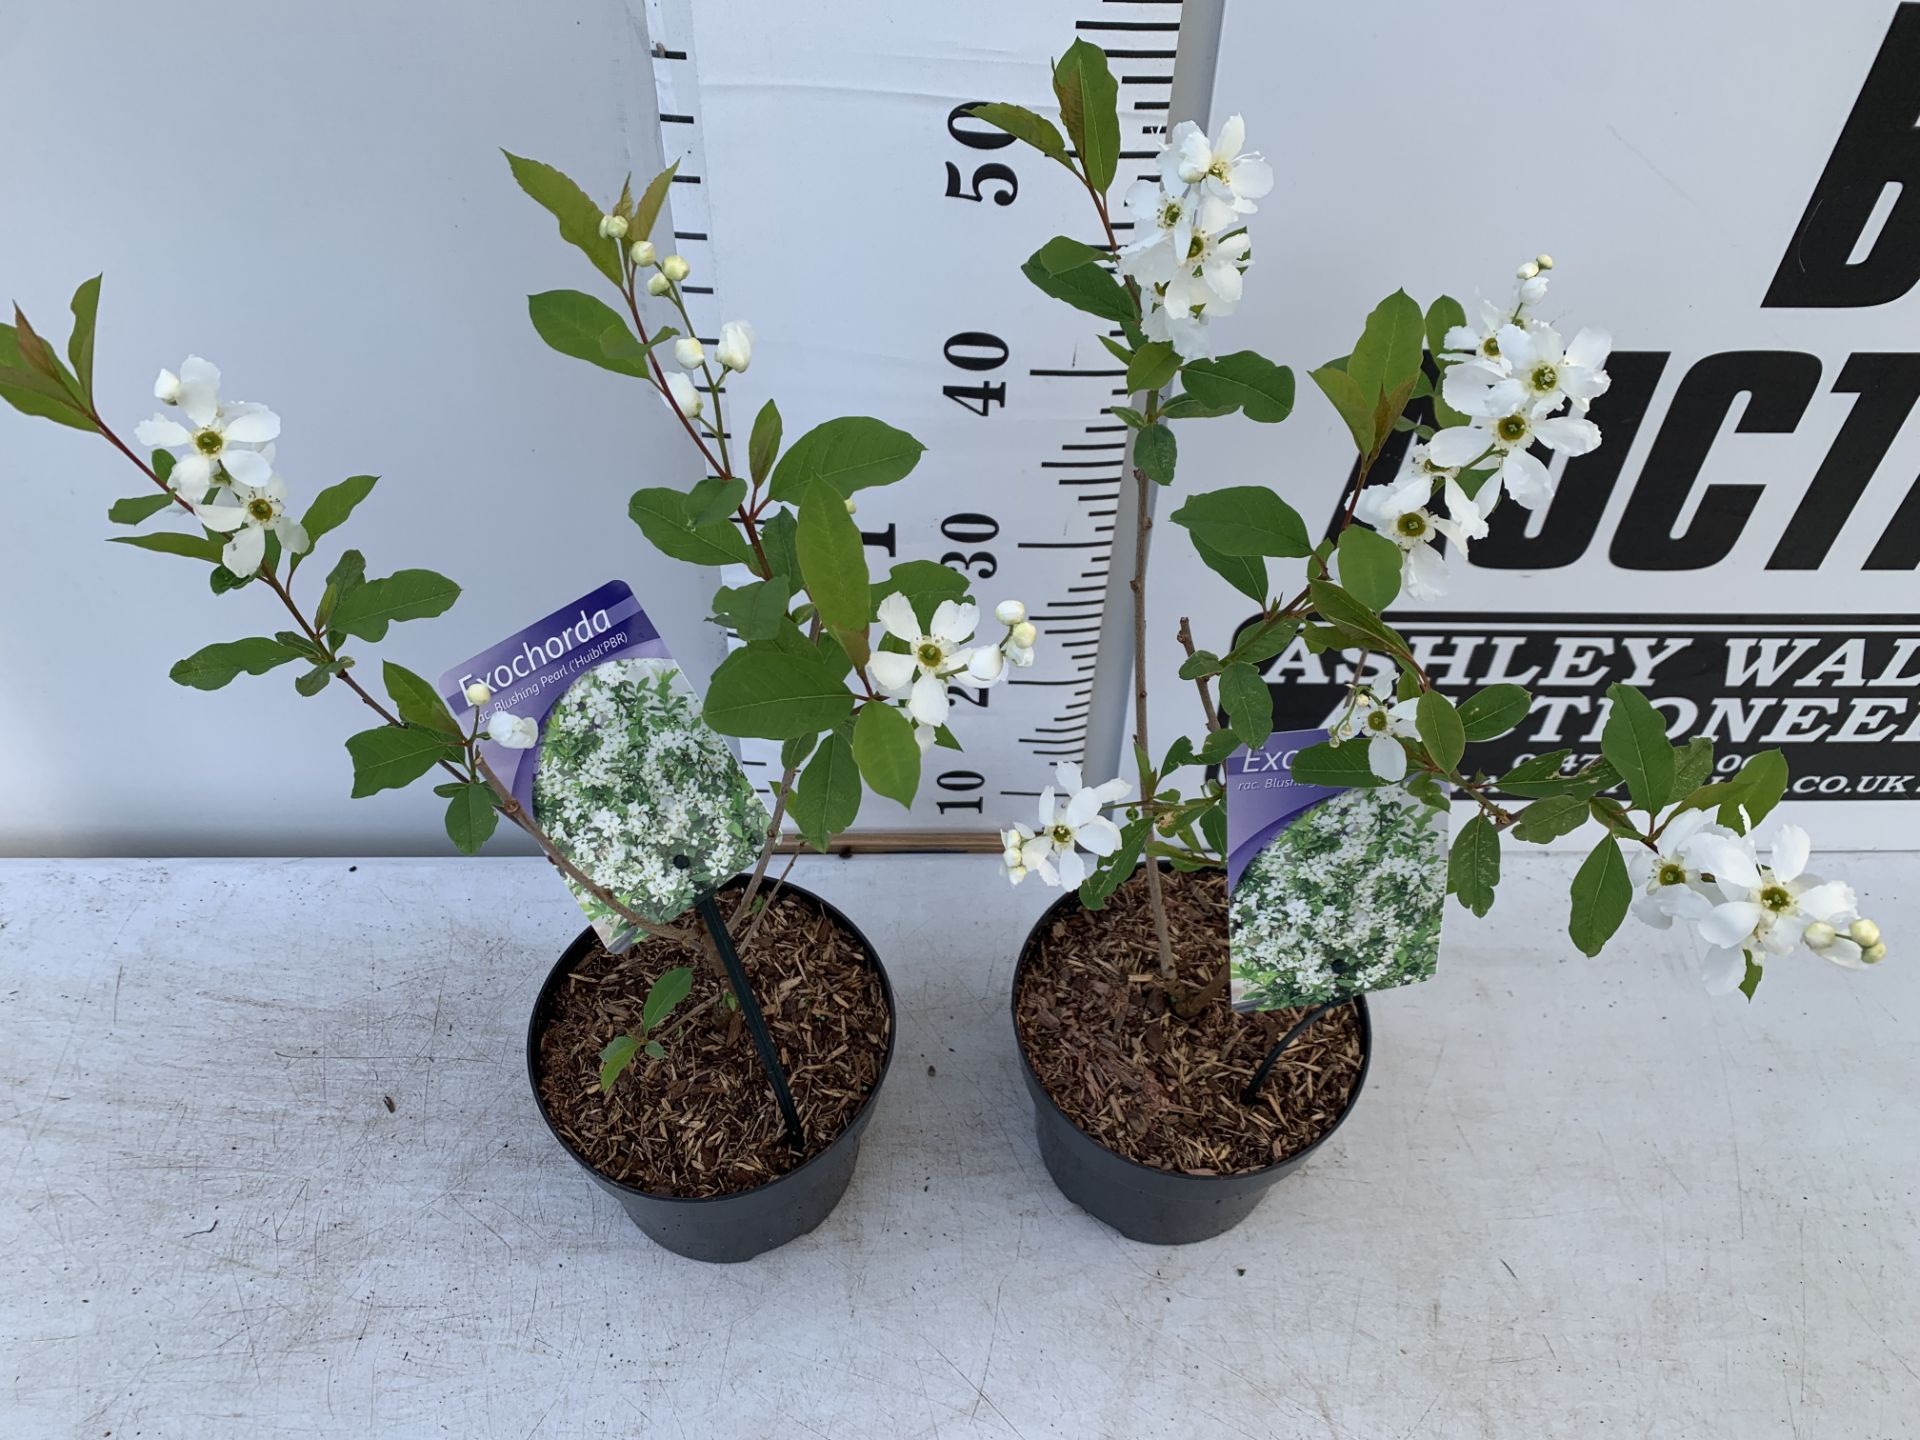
[1764,5,1920,308]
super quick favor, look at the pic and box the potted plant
[3,151,1034,1261]
[973,41,1888,1244]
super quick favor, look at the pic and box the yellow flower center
[1481,335,1501,358]
[1760,884,1794,913]
[246,497,276,523]
[916,641,945,669]
[1395,512,1428,539]
[1496,414,1529,445]
[1530,363,1559,393]
[1658,862,1688,887]
[1050,823,1075,846]
[194,429,224,455]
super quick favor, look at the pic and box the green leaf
[757,508,800,585]
[853,701,920,808]
[444,782,498,855]
[642,966,694,1033]
[711,578,791,641]
[273,630,330,665]
[780,732,818,771]
[1290,739,1387,788]
[66,274,101,400]
[1336,525,1401,611]
[1309,363,1376,453]
[1019,242,1135,326]
[1458,684,1532,741]
[1126,341,1180,394]
[293,664,335,697]
[527,290,652,377]
[871,559,968,629]
[629,160,678,245]
[1079,817,1149,911]
[1029,235,1112,275]
[749,399,782,487]
[1685,749,1789,832]
[628,487,755,568]
[297,475,378,556]
[330,568,462,642]
[1347,290,1425,409]
[767,416,925,503]
[1226,616,1297,666]
[1601,683,1675,814]
[1181,352,1296,423]
[704,644,853,739]
[1191,536,1267,604]
[1109,403,1148,429]
[1416,691,1465,773]
[1177,650,1221,680]
[108,492,176,525]
[1308,579,1408,656]
[502,150,623,286]
[1449,814,1501,917]
[599,1035,639,1091]
[1198,727,1243,766]
[1135,423,1176,485]
[1170,486,1311,558]
[797,479,870,631]
[790,733,861,848]
[1738,954,1765,1002]
[686,475,748,529]
[383,661,463,737]
[1217,662,1273,748]
[1425,295,1466,360]
[168,637,303,690]
[1494,749,1576,797]
[1052,39,1120,191]
[1669,736,1716,804]
[1160,392,1237,421]
[108,531,224,563]
[345,725,459,798]
[1567,835,1633,958]
[967,102,1072,167]
[1513,795,1590,844]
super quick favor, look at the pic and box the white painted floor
[2,852,1916,1438]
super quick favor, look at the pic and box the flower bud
[661,254,690,282]
[843,496,857,515]
[673,336,705,370]
[645,272,672,297]
[717,319,753,373]
[487,711,538,749]
[154,368,182,405]
[664,370,703,419]
[598,214,629,240]
[1863,941,1887,964]
[1517,260,1540,280]
[1535,253,1554,270]
[464,681,493,706]
[1850,918,1881,948]
[969,646,1005,683]
[1803,921,1837,951]
[1002,845,1023,867]
[630,239,656,267]
[996,599,1027,625]
[1012,621,1038,648]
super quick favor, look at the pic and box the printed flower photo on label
[1229,786,1447,1011]
[533,657,768,943]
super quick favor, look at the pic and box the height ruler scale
[642,0,1191,835]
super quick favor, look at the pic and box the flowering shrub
[979,41,1887,1000]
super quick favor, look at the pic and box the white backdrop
[0,2,715,855]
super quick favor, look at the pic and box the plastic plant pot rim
[525,875,898,1208]
[1009,873,1373,1187]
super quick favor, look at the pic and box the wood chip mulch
[1015,866,1365,1177]
[533,881,890,1199]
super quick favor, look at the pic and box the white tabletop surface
[3,852,1915,1438]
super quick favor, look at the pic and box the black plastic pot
[1012,884,1372,1245]
[527,880,895,1263]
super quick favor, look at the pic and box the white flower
[661,255,689,282]
[1687,824,1860,992]
[195,473,308,575]
[1627,808,1730,930]
[1426,398,1600,512]
[1352,471,1487,601]
[913,719,940,755]
[646,272,672,297]
[995,599,1026,625]
[133,356,280,495]
[867,593,976,728]
[673,337,705,370]
[1018,762,1133,889]
[1330,687,1418,781]
[598,213,629,240]
[716,320,753,373]
[488,711,538,748]
[1159,115,1273,215]
[1444,322,1612,418]
[630,239,656,267]
[464,681,493,707]
[1117,182,1195,288]
[663,370,703,418]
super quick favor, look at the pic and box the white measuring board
[643,0,1187,832]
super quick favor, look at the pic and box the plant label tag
[439,580,769,946]
[1223,727,1447,1012]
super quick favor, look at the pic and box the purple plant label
[439,581,768,946]
[1224,727,1447,1013]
